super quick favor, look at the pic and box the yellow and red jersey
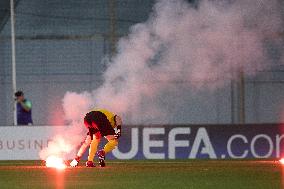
[91,109,116,128]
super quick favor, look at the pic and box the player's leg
[91,111,117,167]
[97,135,118,167]
[86,133,101,167]
[104,135,118,153]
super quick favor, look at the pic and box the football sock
[103,139,118,153]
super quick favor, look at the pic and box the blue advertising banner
[82,124,284,160]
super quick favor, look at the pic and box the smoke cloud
[40,0,284,160]
[39,92,94,160]
[39,121,85,160]
[65,0,283,124]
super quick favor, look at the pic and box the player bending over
[70,109,122,167]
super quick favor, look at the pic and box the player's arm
[70,135,92,167]
[114,115,122,139]
[20,100,32,112]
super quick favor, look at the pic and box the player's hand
[70,156,80,167]
[70,159,79,167]
[86,161,95,167]
[114,129,121,139]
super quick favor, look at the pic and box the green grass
[0,160,282,189]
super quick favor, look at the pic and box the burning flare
[279,158,284,165]
[46,155,66,170]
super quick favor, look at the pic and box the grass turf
[0,160,282,189]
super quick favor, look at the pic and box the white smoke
[39,93,92,160]
[62,91,93,122]
[39,0,284,160]
[62,0,283,124]
[39,120,85,160]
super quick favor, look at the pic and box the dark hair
[15,91,24,97]
[84,112,93,127]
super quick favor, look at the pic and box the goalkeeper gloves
[114,125,121,139]
[70,156,80,167]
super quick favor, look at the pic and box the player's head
[84,112,93,129]
[15,90,24,101]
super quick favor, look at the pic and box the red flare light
[279,158,284,165]
[46,156,66,170]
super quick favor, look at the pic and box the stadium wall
[0,0,283,125]
[0,125,283,160]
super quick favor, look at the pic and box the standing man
[70,109,122,167]
[14,90,33,125]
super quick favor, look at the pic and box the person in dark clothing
[14,91,33,125]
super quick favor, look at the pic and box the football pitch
[0,160,282,189]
